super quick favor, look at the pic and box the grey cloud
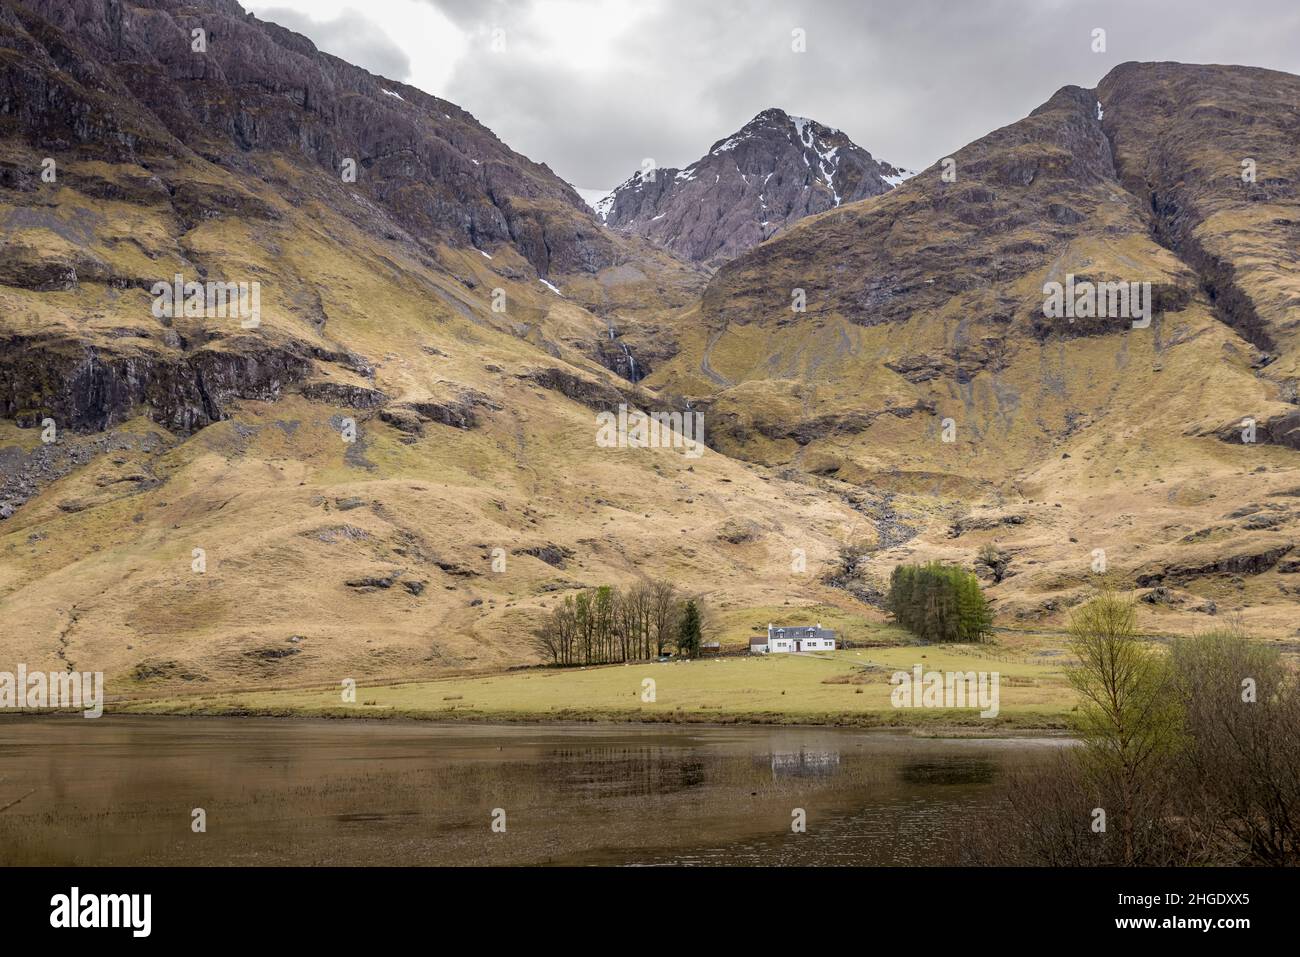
[415,1,1300,192]
[255,6,412,81]
[429,0,532,28]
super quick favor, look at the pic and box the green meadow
[123,640,1079,733]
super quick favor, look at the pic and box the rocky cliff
[4,0,617,276]
[599,108,910,265]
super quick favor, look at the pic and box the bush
[886,562,993,642]
[964,600,1300,866]
[1169,626,1300,864]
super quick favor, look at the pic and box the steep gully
[1096,110,1298,451]
[1097,116,1278,357]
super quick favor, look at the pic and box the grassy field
[122,641,1079,733]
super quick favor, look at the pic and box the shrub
[964,599,1300,866]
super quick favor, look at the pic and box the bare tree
[649,579,679,657]
[616,584,651,662]
[533,595,577,665]
[1170,627,1300,865]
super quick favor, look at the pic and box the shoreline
[16,702,1075,738]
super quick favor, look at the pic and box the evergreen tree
[955,571,993,642]
[676,599,702,658]
[886,562,992,642]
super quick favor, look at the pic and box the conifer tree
[676,599,702,658]
[886,562,992,642]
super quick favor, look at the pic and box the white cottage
[749,623,837,654]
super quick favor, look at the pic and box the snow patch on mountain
[599,107,908,262]
[576,186,616,218]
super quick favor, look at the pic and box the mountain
[0,0,708,388]
[0,0,858,689]
[1,0,1297,695]
[647,62,1300,638]
[10,0,619,277]
[598,108,912,265]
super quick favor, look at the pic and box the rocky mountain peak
[597,107,912,265]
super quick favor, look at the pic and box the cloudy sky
[247,0,1300,202]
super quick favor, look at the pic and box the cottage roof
[769,624,836,640]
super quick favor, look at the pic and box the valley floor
[119,640,1080,734]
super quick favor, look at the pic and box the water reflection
[0,717,1068,866]
[544,747,708,796]
[769,750,842,779]
[898,760,997,786]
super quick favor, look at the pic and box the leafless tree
[649,579,680,657]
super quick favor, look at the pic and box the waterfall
[605,320,639,382]
[621,342,638,381]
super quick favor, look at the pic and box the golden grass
[122,641,1078,732]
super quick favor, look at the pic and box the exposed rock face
[0,334,315,433]
[0,0,704,439]
[599,108,910,265]
[595,336,651,384]
[379,388,502,435]
[1213,410,1300,451]
[698,85,1162,333]
[1136,543,1296,586]
[3,0,615,277]
[0,426,171,519]
[511,543,574,568]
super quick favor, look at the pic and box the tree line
[532,580,707,666]
[886,562,993,643]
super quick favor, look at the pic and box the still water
[0,717,1068,866]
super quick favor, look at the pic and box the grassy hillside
[0,130,858,691]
